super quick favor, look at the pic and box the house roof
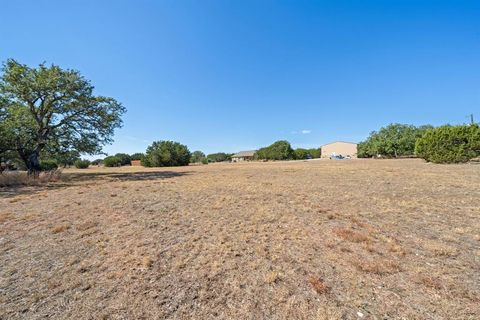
[232,150,256,157]
[321,141,358,147]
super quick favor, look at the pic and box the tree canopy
[0,59,125,173]
[358,123,433,158]
[207,152,232,162]
[142,141,191,167]
[190,151,206,163]
[255,140,294,160]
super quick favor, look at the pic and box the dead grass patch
[76,221,98,231]
[51,224,70,234]
[309,276,331,294]
[334,227,370,243]
[352,258,400,275]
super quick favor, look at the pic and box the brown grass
[334,227,370,243]
[1,159,479,319]
[309,276,331,294]
[0,170,62,187]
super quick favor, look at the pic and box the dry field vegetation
[1,159,479,319]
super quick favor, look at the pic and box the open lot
[1,159,479,319]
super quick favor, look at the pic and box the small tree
[115,153,132,166]
[103,156,122,167]
[130,153,145,161]
[207,152,232,162]
[0,59,125,175]
[142,141,191,167]
[255,140,294,160]
[415,124,480,163]
[294,148,310,160]
[191,151,206,163]
[74,159,91,169]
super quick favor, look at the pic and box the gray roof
[232,150,256,157]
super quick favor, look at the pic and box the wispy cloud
[291,129,311,135]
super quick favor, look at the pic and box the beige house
[321,141,358,158]
[231,150,256,162]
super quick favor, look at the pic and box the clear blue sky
[1,0,479,156]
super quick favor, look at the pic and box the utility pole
[470,114,474,125]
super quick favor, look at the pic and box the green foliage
[201,157,208,165]
[39,159,58,171]
[294,148,309,160]
[114,153,132,166]
[91,158,103,165]
[293,148,321,159]
[358,123,433,158]
[103,156,122,167]
[207,152,232,162]
[0,59,125,173]
[415,124,480,163]
[142,141,191,167]
[190,150,206,163]
[255,140,294,160]
[130,153,145,161]
[74,159,90,169]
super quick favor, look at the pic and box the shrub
[201,157,208,165]
[130,153,145,161]
[40,159,58,171]
[91,158,103,166]
[255,140,294,160]
[415,124,480,163]
[74,159,90,169]
[191,151,206,163]
[207,152,232,162]
[103,156,122,167]
[114,153,132,166]
[142,141,191,167]
[294,148,309,160]
[0,169,62,187]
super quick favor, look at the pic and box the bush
[91,158,103,166]
[40,159,58,171]
[415,124,480,163]
[115,153,132,166]
[103,156,122,167]
[255,140,294,160]
[201,157,208,165]
[191,151,206,163]
[74,159,90,169]
[130,153,145,161]
[207,152,232,162]
[142,141,191,167]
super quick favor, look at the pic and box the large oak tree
[0,59,125,174]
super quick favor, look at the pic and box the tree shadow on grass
[0,170,191,198]
[63,170,191,182]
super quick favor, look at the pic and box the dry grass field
[1,159,479,319]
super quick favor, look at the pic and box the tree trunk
[27,150,41,177]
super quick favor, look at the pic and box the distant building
[321,141,358,158]
[231,150,256,162]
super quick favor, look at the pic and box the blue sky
[1,0,479,156]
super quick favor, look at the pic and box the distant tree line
[358,123,480,163]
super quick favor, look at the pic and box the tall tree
[0,59,125,174]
